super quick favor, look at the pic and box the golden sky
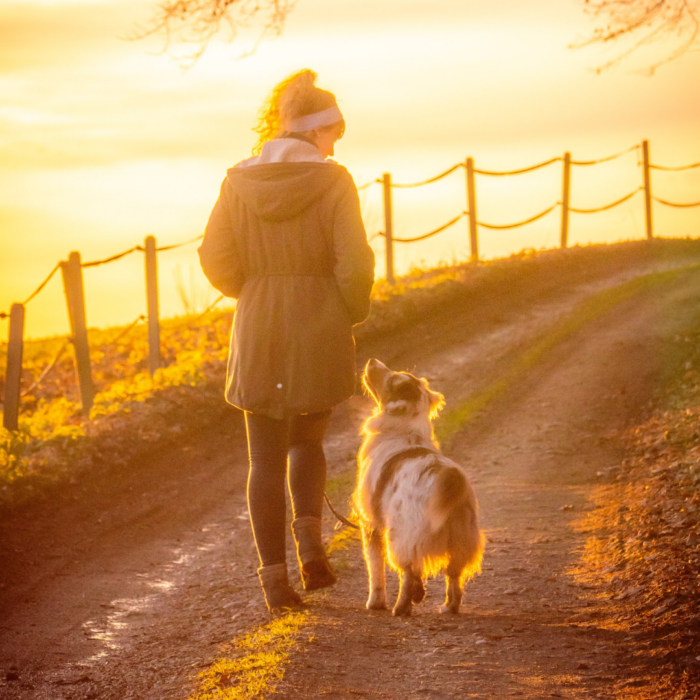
[1,0,699,338]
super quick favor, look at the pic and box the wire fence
[2,139,699,429]
[358,140,699,282]
[0,233,214,430]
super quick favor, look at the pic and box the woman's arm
[198,178,245,298]
[332,179,375,325]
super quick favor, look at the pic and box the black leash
[324,492,360,530]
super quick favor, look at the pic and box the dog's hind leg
[411,575,426,604]
[393,565,418,617]
[440,561,464,614]
[362,526,387,610]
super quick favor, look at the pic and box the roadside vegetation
[578,322,700,698]
[2,239,700,507]
[187,611,313,700]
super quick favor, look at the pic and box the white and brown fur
[353,359,485,616]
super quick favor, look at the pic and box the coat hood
[227,161,350,222]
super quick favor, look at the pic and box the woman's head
[253,69,345,157]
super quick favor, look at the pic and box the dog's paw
[366,591,388,610]
[439,602,460,614]
[392,600,412,617]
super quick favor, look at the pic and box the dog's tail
[426,465,469,532]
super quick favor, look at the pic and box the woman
[198,70,375,612]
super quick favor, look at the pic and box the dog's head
[363,359,445,420]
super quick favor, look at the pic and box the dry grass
[573,323,700,698]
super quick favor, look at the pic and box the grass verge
[435,265,699,442]
[4,241,700,502]
[186,611,314,700]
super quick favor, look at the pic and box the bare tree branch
[572,0,700,73]
[129,0,297,67]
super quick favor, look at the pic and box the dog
[353,358,485,616]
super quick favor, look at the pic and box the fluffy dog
[353,359,485,616]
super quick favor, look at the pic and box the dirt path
[277,270,700,700]
[1,260,700,699]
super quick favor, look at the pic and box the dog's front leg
[362,526,387,610]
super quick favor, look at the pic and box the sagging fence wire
[0,262,62,319]
[1,232,205,319]
[167,294,226,330]
[570,144,640,167]
[363,140,699,282]
[473,157,562,177]
[82,247,142,268]
[391,164,463,188]
[107,314,147,346]
[22,263,62,306]
[193,294,225,320]
[478,203,560,230]
[81,235,205,268]
[14,300,216,406]
[653,196,700,208]
[380,212,466,243]
[20,337,72,398]
[156,234,205,252]
[569,188,644,214]
[650,160,700,172]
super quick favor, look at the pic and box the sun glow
[1,0,699,338]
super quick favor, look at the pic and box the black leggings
[244,410,331,567]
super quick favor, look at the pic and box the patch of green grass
[327,525,362,556]
[187,611,313,700]
[325,469,356,502]
[435,265,699,442]
[0,310,232,488]
[325,467,362,558]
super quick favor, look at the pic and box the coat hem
[224,391,354,421]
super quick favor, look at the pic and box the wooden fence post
[144,235,160,375]
[61,252,95,414]
[642,140,653,239]
[466,158,479,262]
[561,152,571,249]
[382,173,395,283]
[3,303,25,431]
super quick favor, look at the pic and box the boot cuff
[257,563,289,586]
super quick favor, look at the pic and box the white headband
[287,105,343,132]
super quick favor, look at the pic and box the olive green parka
[198,142,375,420]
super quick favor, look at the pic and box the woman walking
[199,70,375,612]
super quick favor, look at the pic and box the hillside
[3,238,700,506]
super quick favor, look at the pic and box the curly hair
[252,69,338,155]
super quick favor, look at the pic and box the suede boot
[291,516,337,591]
[257,563,303,612]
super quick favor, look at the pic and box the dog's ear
[363,373,381,405]
[386,400,408,416]
[427,388,445,419]
[363,358,391,405]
